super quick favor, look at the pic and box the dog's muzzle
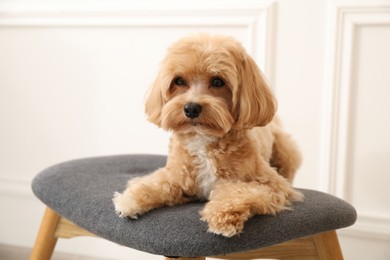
[184,103,202,119]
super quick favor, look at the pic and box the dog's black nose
[184,103,202,119]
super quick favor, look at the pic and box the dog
[113,34,303,237]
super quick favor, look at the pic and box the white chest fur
[185,135,217,200]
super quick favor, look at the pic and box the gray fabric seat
[32,154,357,258]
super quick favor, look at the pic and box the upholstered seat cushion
[32,154,356,257]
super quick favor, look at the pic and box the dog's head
[145,34,276,137]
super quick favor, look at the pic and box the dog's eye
[211,77,225,88]
[173,77,187,86]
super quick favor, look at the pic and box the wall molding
[0,176,33,198]
[0,0,276,82]
[0,0,276,198]
[340,214,390,241]
[321,1,390,239]
[323,3,390,199]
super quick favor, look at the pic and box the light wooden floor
[0,244,108,260]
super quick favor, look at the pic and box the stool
[31,154,357,259]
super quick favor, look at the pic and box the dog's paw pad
[207,224,243,237]
[206,217,244,237]
[112,192,142,219]
[117,211,138,219]
[200,210,247,237]
[115,209,136,219]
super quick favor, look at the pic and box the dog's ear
[145,70,171,127]
[232,52,277,129]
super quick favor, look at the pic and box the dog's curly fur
[113,34,303,237]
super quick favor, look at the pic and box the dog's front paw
[112,192,142,219]
[200,207,249,237]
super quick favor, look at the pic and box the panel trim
[340,214,390,241]
[0,176,33,198]
[321,1,390,239]
[0,0,276,82]
[322,3,390,198]
[0,0,277,196]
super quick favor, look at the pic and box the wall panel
[0,1,277,259]
[322,2,390,258]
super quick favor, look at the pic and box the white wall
[321,1,390,259]
[0,0,389,259]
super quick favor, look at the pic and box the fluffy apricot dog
[113,34,303,237]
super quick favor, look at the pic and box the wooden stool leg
[313,230,343,260]
[30,207,61,260]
